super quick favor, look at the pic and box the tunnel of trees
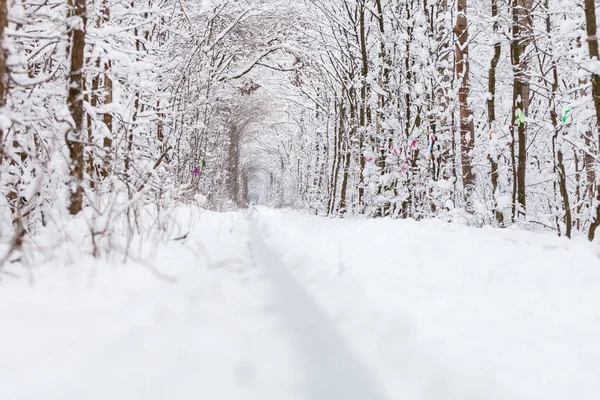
[2,0,600,260]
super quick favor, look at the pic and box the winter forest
[3,0,600,254]
[2,1,600,399]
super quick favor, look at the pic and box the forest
[2,2,600,398]
[2,0,600,264]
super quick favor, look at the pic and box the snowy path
[255,208,600,399]
[248,212,388,400]
[2,207,600,399]
[1,210,303,400]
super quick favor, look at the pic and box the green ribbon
[517,112,525,126]
[562,108,572,123]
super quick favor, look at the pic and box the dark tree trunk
[545,0,572,237]
[66,0,87,215]
[488,0,503,225]
[329,100,344,214]
[455,0,475,206]
[357,2,370,210]
[510,0,533,219]
[584,0,600,241]
[0,0,6,162]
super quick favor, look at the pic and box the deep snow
[1,207,600,399]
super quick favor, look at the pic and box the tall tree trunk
[544,0,571,237]
[85,3,104,189]
[125,10,145,195]
[402,4,414,218]
[228,127,240,205]
[574,149,582,230]
[338,126,351,214]
[455,0,475,207]
[584,0,600,241]
[66,0,87,215]
[434,0,452,181]
[357,2,370,210]
[101,59,113,178]
[511,0,532,218]
[0,0,13,223]
[329,100,343,214]
[99,0,113,179]
[87,61,100,188]
[375,0,391,213]
[0,0,6,161]
[575,37,598,211]
[488,0,503,225]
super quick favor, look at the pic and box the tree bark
[100,0,113,180]
[0,0,7,164]
[455,0,475,206]
[434,0,452,182]
[339,125,351,214]
[357,1,370,210]
[510,0,532,219]
[101,59,113,178]
[488,0,503,225]
[584,0,600,241]
[329,100,343,214]
[544,0,571,237]
[66,0,87,215]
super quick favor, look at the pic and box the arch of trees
[2,0,600,263]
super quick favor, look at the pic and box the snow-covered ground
[2,207,600,399]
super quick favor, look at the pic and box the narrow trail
[4,209,599,400]
[247,210,390,400]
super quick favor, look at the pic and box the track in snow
[248,211,389,400]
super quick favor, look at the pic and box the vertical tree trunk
[66,0,87,215]
[99,0,113,180]
[510,0,532,218]
[375,0,391,213]
[0,0,10,223]
[405,7,413,144]
[488,0,503,225]
[575,37,597,210]
[510,0,521,221]
[87,60,100,188]
[544,0,571,237]
[101,58,113,178]
[125,7,146,193]
[0,0,7,163]
[357,1,370,209]
[156,99,163,143]
[584,0,600,241]
[85,3,105,187]
[4,6,28,220]
[583,134,596,202]
[85,2,104,188]
[228,127,240,205]
[455,0,475,205]
[434,0,452,181]
[329,100,343,214]
[574,149,582,230]
[338,125,351,214]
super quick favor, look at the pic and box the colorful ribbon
[562,108,572,123]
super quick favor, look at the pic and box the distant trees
[277,0,600,241]
[0,0,304,261]
[4,0,600,257]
